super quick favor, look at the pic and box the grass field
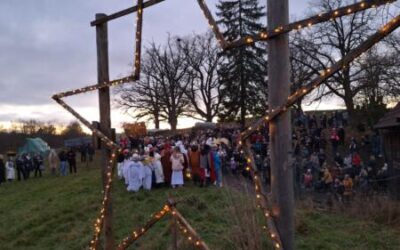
[0,157,399,250]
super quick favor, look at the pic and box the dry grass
[334,195,400,228]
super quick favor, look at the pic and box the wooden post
[169,199,178,250]
[95,13,114,250]
[171,216,178,250]
[267,0,294,249]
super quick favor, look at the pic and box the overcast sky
[0,0,327,130]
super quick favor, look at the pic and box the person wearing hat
[170,146,184,188]
[127,153,143,192]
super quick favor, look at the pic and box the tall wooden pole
[95,13,114,250]
[267,1,294,249]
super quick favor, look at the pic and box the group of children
[116,139,226,192]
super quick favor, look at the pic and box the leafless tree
[291,0,398,120]
[115,64,164,129]
[356,47,400,106]
[289,32,322,111]
[116,37,191,131]
[179,32,223,122]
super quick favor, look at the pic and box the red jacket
[352,154,361,167]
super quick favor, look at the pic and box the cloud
[0,0,308,128]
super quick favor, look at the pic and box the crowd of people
[0,153,45,183]
[116,133,230,192]
[0,110,393,205]
[292,111,389,202]
[0,143,95,185]
[115,110,391,203]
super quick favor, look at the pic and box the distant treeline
[0,120,88,153]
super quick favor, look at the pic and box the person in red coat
[352,152,362,176]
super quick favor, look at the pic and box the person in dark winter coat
[58,150,68,176]
[15,156,26,181]
[87,144,95,162]
[67,148,77,174]
[80,144,87,162]
[33,153,44,177]
[0,155,6,185]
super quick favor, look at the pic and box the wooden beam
[90,0,165,26]
[134,0,144,78]
[95,13,114,250]
[172,207,210,250]
[267,0,295,249]
[52,75,135,99]
[242,139,283,249]
[196,0,228,49]
[116,204,171,250]
[226,0,395,49]
[241,15,400,141]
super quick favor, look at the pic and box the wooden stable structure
[51,0,400,249]
[375,103,400,198]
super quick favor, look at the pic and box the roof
[375,103,400,129]
[18,137,51,156]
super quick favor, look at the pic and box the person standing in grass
[212,144,222,187]
[79,144,87,163]
[141,155,153,191]
[67,148,77,174]
[87,144,95,162]
[48,149,58,176]
[150,150,164,188]
[170,146,184,188]
[161,144,172,186]
[127,154,142,192]
[33,153,43,177]
[15,155,26,181]
[5,156,15,182]
[0,155,5,185]
[342,174,353,203]
[188,144,201,186]
[58,149,68,176]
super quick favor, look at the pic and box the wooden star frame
[197,0,399,249]
[52,0,399,249]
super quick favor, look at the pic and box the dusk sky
[0,1,338,131]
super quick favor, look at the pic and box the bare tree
[115,63,164,129]
[116,37,191,131]
[150,38,192,130]
[179,32,223,122]
[289,33,322,111]
[18,119,40,134]
[292,0,392,120]
[356,47,400,106]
